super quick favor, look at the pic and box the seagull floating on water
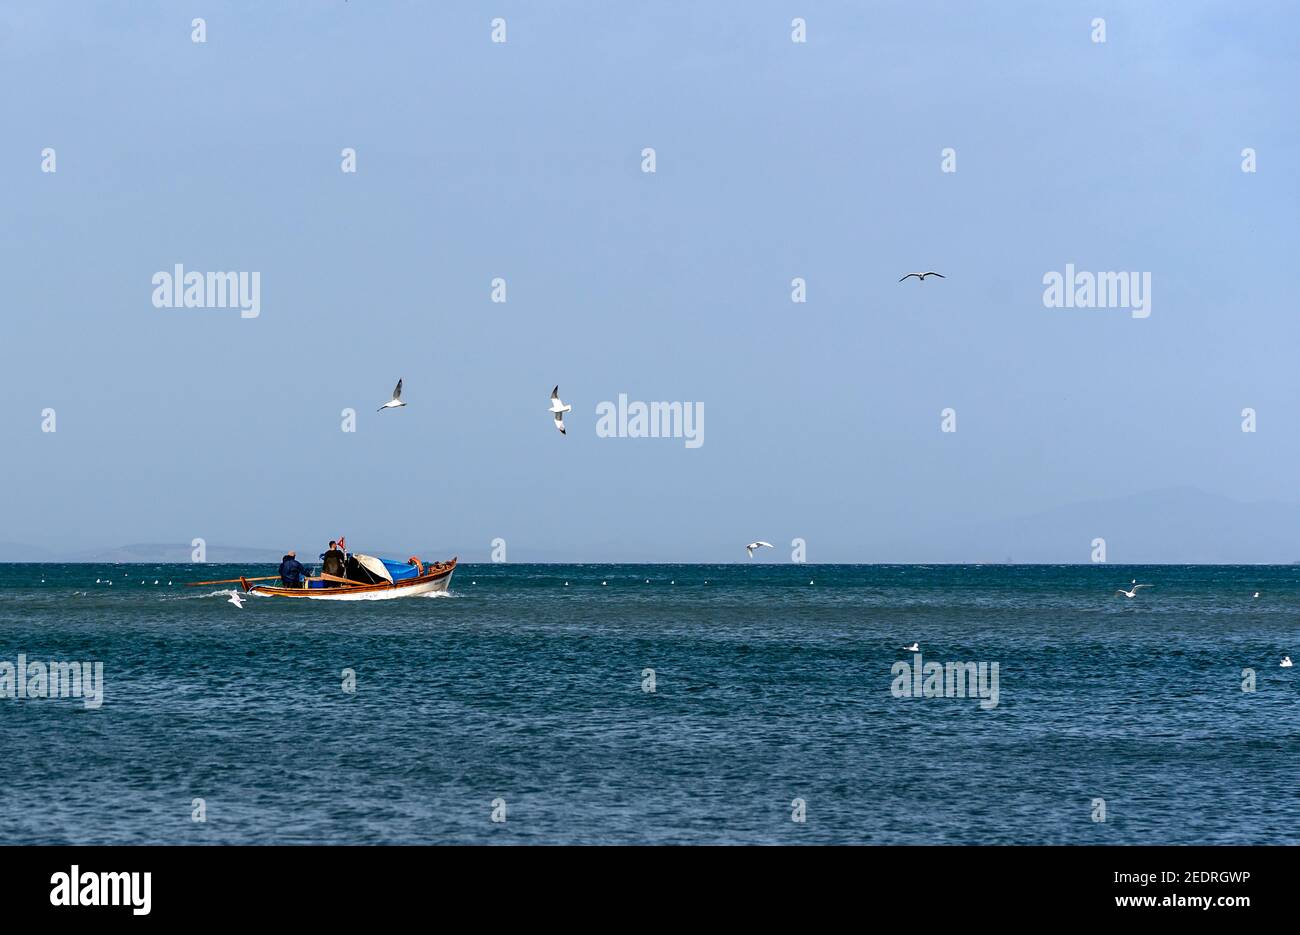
[377,379,406,412]
[745,541,774,558]
[899,271,946,283]
[227,593,245,609]
[902,642,920,652]
[1282,656,1293,668]
[549,385,571,435]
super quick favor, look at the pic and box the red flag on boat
[338,536,346,553]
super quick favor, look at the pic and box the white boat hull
[244,561,455,601]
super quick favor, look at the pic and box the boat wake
[167,588,246,601]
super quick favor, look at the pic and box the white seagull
[227,592,245,609]
[549,385,571,435]
[1282,656,1293,668]
[745,541,774,558]
[899,271,946,282]
[377,379,406,412]
[1115,580,1152,598]
[901,642,920,652]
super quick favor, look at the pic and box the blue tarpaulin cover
[379,558,420,581]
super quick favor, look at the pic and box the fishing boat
[246,554,457,600]
[190,554,456,601]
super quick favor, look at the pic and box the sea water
[0,563,1295,844]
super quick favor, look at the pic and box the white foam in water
[167,588,245,601]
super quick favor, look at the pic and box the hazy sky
[2,2,1297,561]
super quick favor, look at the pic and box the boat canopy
[344,554,422,583]
[351,554,393,584]
[316,552,422,584]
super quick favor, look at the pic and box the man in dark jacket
[322,541,346,583]
[278,551,307,588]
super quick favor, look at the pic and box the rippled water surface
[0,563,1296,844]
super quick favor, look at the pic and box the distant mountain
[3,488,1298,563]
[70,543,289,564]
[5,543,470,564]
[0,543,285,564]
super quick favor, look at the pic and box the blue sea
[0,563,1295,845]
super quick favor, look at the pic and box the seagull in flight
[549,385,571,435]
[901,642,920,652]
[378,379,406,412]
[745,541,774,557]
[1115,580,1152,598]
[227,592,245,609]
[899,271,946,282]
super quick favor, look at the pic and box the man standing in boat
[322,540,347,585]
[278,551,308,589]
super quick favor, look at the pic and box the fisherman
[278,551,307,588]
[322,540,346,582]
